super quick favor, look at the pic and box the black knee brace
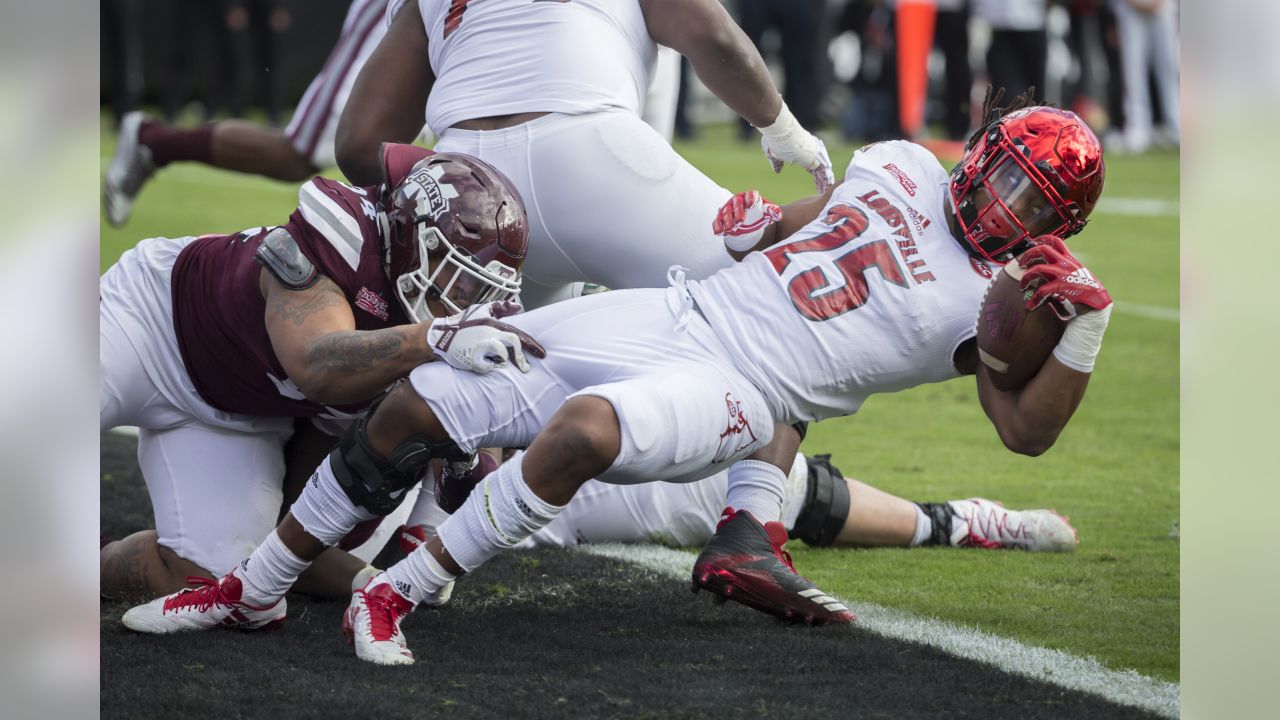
[329,413,469,516]
[789,454,851,547]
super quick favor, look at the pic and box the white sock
[724,460,785,524]
[910,504,933,547]
[381,548,458,605]
[779,453,809,530]
[236,530,311,606]
[405,476,452,533]
[437,457,565,572]
[290,455,377,546]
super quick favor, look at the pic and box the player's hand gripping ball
[976,243,1068,392]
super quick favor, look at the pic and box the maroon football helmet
[383,152,528,323]
[948,106,1105,261]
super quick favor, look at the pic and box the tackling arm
[335,0,434,186]
[640,0,780,127]
[262,272,434,406]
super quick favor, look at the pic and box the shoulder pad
[254,227,319,290]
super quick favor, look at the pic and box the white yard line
[1114,302,1181,323]
[1095,198,1179,217]
[580,543,1180,719]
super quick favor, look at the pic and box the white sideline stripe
[579,543,1180,719]
[1115,302,1180,323]
[1095,198,1178,217]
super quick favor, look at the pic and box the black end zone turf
[102,433,1159,719]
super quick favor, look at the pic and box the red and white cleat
[342,575,417,666]
[948,498,1079,552]
[121,571,286,634]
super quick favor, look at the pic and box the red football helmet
[383,152,528,323]
[948,106,1105,261]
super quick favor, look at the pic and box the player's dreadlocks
[964,86,1040,152]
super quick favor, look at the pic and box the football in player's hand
[976,259,1066,392]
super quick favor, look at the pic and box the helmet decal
[403,164,460,221]
[382,150,529,324]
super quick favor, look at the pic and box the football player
[103,0,394,227]
[102,1,688,228]
[123,97,1114,667]
[335,0,835,309]
[399,453,1079,555]
[100,143,541,601]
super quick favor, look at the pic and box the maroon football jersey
[171,145,434,419]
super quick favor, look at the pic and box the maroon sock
[137,120,215,167]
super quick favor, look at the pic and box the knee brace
[789,454,851,547]
[329,413,469,516]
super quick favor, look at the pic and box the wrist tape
[758,105,807,150]
[1052,304,1112,373]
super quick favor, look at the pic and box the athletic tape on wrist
[1052,304,1112,373]
[758,105,806,147]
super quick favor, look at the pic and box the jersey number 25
[763,204,910,322]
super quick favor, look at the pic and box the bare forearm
[643,0,781,127]
[979,358,1091,456]
[335,0,433,185]
[302,325,435,404]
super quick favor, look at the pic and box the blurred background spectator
[837,0,900,141]
[99,0,1179,153]
[1110,0,1179,152]
[736,0,828,137]
[934,0,973,141]
[972,0,1047,105]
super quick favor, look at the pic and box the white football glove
[425,300,545,374]
[714,190,782,253]
[758,105,835,193]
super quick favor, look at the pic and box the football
[976,261,1067,392]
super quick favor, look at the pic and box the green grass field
[100,120,1179,682]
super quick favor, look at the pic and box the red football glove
[1015,236,1113,321]
[714,190,783,253]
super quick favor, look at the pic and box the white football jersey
[690,141,999,424]
[414,0,656,133]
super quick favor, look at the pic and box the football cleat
[395,525,454,607]
[102,111,157,228]
[342,575,416,666]
[691,508,855,626]
[121,571,286,634]
[945,498,1079,552]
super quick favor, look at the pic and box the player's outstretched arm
[640,0,779,127]
[969,239,1114,456]
[974,358,1092,457]
[640,0,833,191]
[263,273,435,406]
[335,0,434,186]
